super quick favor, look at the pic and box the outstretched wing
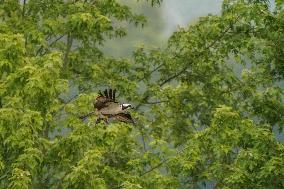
[113,113,135,124]
[94,89,117,110]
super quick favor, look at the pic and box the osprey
[81,89,135,124]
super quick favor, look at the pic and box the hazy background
[162,0,223,35]
[102,0,223,57]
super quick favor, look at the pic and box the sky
[161,0,223,36]
[103,0,224,57]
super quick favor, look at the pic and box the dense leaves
[0,0,283,188]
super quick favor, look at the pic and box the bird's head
[120,103,133,110]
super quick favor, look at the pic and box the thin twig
[64,33,73,69]
[36,35,65,56]
[140,158,168,176]
[54,92,86,119]
[138,63,164,82]
[134,95,150,110]
[159,69,185,87]
[49,35,65,47]
[138,126,147,153]
[22,0,26,19]
[79,111,96,120]
[144,100,169,105]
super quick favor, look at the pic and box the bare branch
[144,100,169,105]
[140,158,168,176]
[139,127,147,153]
[159,69,185,87]
[49,35,65,47]
[22,0,26,19]
[79,111,96,120]
[138,63,164,82]
[36,35,65,56]
[64,33,73,68]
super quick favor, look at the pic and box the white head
[120,103,133,110]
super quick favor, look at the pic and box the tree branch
[43,121,50,138]
[159,69,185,87]
[140,158,168,176]
[138,126,147,153]
[135,95,150,110]
[64,33,73,69]
[49,35,65,47]
[135,20,238,110]
[36,35,65,56]
[144,100,169,105]
[138,63,164,82]
[79,111,96,120]
[22,0,26,19]
[110,145,191,189]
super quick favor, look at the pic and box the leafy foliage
[0,0,283,188]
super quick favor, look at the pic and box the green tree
[0,0,283,189]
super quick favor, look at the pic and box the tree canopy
[0,0,283,188]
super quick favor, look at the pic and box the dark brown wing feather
[98,90,103,96]
[113,89,116,102]
[104,89,109,98]
[109,89,112,100]
[94,96,110,110]
[113,113,135,124]
[94,89,117,110]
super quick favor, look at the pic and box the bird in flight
[80,89,135,124]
